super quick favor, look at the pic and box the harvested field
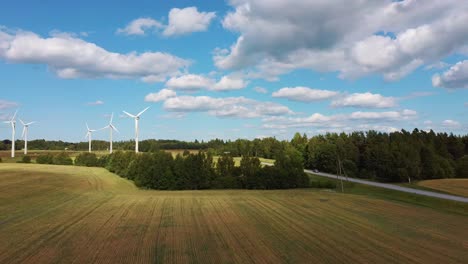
[418,179,468,198]
[0,163,467,263]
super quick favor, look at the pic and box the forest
[5,128,468,183]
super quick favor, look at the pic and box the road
[261,162,468,203]
[306,169,468,203]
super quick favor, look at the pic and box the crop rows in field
[0,164,467,263]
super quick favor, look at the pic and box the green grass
[307,173,468,216]
[0,163,467,263]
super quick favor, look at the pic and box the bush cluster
[105,148,309,190]
[36,152,73,165]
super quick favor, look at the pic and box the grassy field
[417,179,468,198]
[0,164,467,263]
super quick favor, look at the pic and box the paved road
[261,162,468,203]
[306,169,468,203]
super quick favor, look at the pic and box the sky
[0,0,467,142]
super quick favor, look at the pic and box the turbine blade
[19,119,25,126]
[26,121,35,126]
[110,112,114,124]
[123,111,136,118]
[86,123,90,131]
[22,127,26,138]
[110,124,119,133]
[137,106,150,117]
[11,110,18,121]
[85,132,90,139]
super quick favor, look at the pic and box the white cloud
[0,29,189,81]
[212,75,247,91]
[261,109,417,131]
[216,0,468,81]
[424,120,433,125]
[442,119,461,128]
[331,92,397,108]
[87,100,104,105]
[163,7,216,36]
[0,99,18,110]
[254,86,268,94]
[424,61,449,70]
[166,74,214,91]
[432,60,468,89]
[272,87,338,102]
[145,89,177,102]
[165,74,247,91]
[349,109,416,121]
[163,95,292,118]
[117,18,163,35]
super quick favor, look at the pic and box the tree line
[4,128,468,182]
[37,147,308,190]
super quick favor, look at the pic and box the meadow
[0,163,467,263]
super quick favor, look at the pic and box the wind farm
[1,1,468,263]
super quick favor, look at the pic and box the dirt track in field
[0,164,467,263]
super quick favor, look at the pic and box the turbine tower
[123,107,149,153]
[20,119,35,155]
[102,113,119,154]
[3,110,17,158]
[85,123,97,153]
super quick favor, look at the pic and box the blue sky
[1,0,467,142]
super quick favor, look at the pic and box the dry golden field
[418,179,468,197]
[0,163,467,263]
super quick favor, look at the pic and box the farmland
[0,164,467,263]
[418,179,468,198]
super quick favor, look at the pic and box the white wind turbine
[102,113,119,153]
[3,110,17,158]
[85,123,97,153]
[20,119,36,155]
[123,107,149,153]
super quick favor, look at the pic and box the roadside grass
[307,173,468,216]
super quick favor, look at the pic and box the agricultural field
[418,179,468,198]
[0,164,467,263]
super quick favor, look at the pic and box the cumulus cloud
[331,92,397,108]
[254,86,268,94]
[0,29,189,81]
[432,60,468,89]
[145,89,177,102]
[87,100,104,105]
[163,95,292,118]
[261,109,417,130]
[216,0,468,81]
[117,18,163,35]
[117,7,215,37]
[164,74,247,91]
[212,75,247,91]
[163,7,216,36]
[0,99,18,110]
[166,74,214,91]
[272,87,338,102]
[442,119,461,128]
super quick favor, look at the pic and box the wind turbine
[102,113,119,153]
[20,119,35,155]
[123,107,149,153]
[3,110,17,158]
[85,123,97,153]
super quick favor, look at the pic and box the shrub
[22,155,31,163]
[36,153,54,164]
[75,153,99,167]
[52,152,73,165]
